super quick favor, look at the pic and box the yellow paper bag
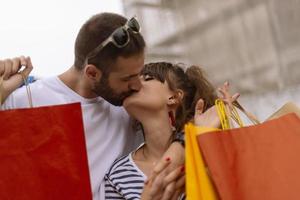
[185,123,219,200]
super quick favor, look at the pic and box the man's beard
[92,77,134,106]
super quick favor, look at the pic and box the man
[0,13,184,200]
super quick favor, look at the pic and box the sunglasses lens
[113,28,129,46]
[128,18,140,33]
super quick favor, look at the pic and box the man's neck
[58,66,97,98]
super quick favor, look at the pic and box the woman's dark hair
[142,62,217,131]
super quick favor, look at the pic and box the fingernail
[144,179,149,185]
[180,166,185,172]
[165,157,171,162]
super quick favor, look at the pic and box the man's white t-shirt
[2,77,143,200]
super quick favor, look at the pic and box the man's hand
[0,56,33,104]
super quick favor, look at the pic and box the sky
[0,0,123,77]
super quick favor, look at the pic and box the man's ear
[167,89,184,107]
[84,64,102,81]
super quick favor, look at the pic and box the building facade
[123,0,300,120]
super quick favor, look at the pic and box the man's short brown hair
[74,12,145,74]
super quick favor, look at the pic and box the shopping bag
[185,123,219,200]
[0,102,92,200]
[267,101,300,120]
[197,100,300,200]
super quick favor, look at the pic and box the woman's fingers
[160,182,176,200]
[146,157,171,190]
[218,82,241,110]
[175,174,185,190]
[232,93,240,102]
[163,165,184,187]
[161,170,185,200]
[170,190,182,200]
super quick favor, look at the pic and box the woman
[105,62,236,200]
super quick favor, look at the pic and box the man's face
[92,53,145,106]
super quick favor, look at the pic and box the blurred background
[0,0,299,120]
[123,0,300,120]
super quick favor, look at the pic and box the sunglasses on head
[86,16,141,60]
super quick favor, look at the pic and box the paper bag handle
[232,100,260,125]
[0,73,33,108]
[215,99,260,130]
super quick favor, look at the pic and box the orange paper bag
[197,113,300,200]
[0,103,92,200]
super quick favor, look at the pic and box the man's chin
[110,100,124,107]
[102,96,124,106]
[104,93,133,107]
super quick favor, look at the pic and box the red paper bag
[0,103,92,200]
[197,113,300,200]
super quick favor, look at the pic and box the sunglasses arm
[87,38,112,59]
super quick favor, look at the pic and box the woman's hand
[141,155,185,200]
[194,99,220,128]
[218,81,240,110]
[194,81,240,128]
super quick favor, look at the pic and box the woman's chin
[123,99,143,116]
[123,99,138,114]
[122,97,132,108]
[124,104,140,120]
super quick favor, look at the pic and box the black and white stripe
[105,153,145,200]
[105,152,186,200]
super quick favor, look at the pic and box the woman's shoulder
[106,154,131,175]
[106,153,141,178]
[106,144,145,177]
[105,153,145,199]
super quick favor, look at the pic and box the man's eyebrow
[122,73,140,79]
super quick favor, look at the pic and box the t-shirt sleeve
[104,174,125,200]
[1,90,16,110]
[1,85,32,110]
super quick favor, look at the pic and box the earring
[169,96,176,104]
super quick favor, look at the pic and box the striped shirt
[104,152,145,200]
[105,151,185,200]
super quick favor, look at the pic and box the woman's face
[123,74,174,117]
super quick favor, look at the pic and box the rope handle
[20,73,33,108]
[215,99,260,130]
[0,73,33,108]
[232,101,260,125]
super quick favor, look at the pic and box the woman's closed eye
[143,74,154,81]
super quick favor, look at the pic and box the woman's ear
[167,89,184,107]
[84,64,102,81]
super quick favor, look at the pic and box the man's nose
[129,77,142,91]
